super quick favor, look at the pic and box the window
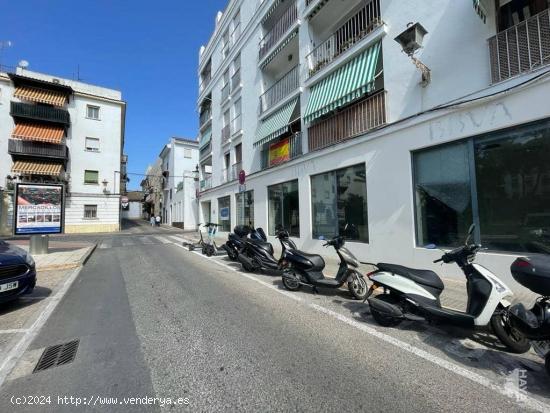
[268,180,299,237]
[218,196,231,232]
[84,170,99,184]
[184,148,192,158]
[413,119,550,253]
[232,10,241,43]
[222,29,230,59]
[85,137,100,152]
[84,205,97,219]
[236,190,254,227]
[311,164,369,242]
[86,105,100,120]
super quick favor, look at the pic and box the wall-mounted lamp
[394,22,431,86]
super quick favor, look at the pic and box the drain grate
[33,339,80,373]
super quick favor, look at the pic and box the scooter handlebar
[433,258,443,263]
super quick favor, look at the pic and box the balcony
[259,65,299,114]
[308,90,386,152]
[231,68,241,91]
[488,9,550,83]
[200,175,212,191]
[231,162,242,181]
[199,73,211,93]
[307,0,382,77]
[199,142,212,159]
[221,124,231,144]
[231,114,242,136]
[199,107,212,128]
[261,132,302,170]
[10,101,70,125]
[259,1,298,60]
[8,139,68,160]
[221,83,230,102]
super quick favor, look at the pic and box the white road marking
[139,236,155,245]
[0,329,29,334]
[153,235,171,244]
[0,266,83,388]
[99,239,112,249]
[175,243,550,412]
[121,238,135,247]
[167,235,186,243]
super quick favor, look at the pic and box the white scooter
[365,225,530,353]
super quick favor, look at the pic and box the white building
[196,0,550,289]
[0,67,126,234]
[158,137,199,229]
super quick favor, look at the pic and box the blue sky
[3,0,227,189]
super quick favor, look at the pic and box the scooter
[237,227,297,272]
[223,225,263,261]
[280,233,368,300]
[183,223,207,252]
[504,255,550,373]
[202,222,226,257]
[365,224,530,353]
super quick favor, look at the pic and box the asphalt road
[0,222,549,412]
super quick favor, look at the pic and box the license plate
[0,281,19,293]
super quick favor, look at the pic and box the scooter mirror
[425,244,437,249]
[465,224,476,245]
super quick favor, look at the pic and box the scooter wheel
[227,248,238,261]
[348,276,368,300]
[490,311,531,354]
[188,245,195,251]
[370,294,402,327]
[205,246,214,257]
[282,274,301,291]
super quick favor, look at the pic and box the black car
[0,240,36,304]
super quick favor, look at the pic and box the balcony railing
[259,1,298,60]
[199,107,212,127]
[308,90,386,152]
[231,114,242,135]
[199,142,211,159]
[261,132,302,170]
[488,9,550,83]
[199,64,212,93]
[10,101,70,125]
[307,0,382,77]
[221,124,231,144]
[231,68,241,90]
[259,65,299,113]
[221,83,230,101]
[231,162,242,181]
[8,139,68,159]
[200,175,212,191]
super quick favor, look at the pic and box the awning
[260,29,298,69]
[12,160,64,176]
[473,0,488,23]
[14,86,68,107]
[261,0,283,24]
[254,98,299,147]
[12,123,65,144]
[199,126,212,149]
[304,41,381,124]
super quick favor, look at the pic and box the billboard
[14,184,64,235]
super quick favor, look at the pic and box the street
[0,220,547,412]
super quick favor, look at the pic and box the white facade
[195,0,550,291]
[0,68,126,234]
[158,137,199,230]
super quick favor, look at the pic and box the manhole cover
[33,340,80,373]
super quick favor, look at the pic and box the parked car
[0,240,36,304]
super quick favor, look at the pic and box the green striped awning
[260,29,298,69]
[254,98,299,147]
[199,126,212,149]
[304,41,381,124]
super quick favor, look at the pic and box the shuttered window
[84,170,99,184]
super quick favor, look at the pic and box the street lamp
[394,22,431,86]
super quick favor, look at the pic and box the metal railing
[199,67,212,93]
[259,1,298,60]
[199,107,212,127]
[307,0,382,77]
[231,162,242,181]
[308,90,386,152]
[231,114,242,135]
[259,65,299,113]
[200,175,212,191]
[199,142,211,159]
[231,68,241,90]
[221,124,231,144]
[8,139,68,159]
[261,132,302,170]
[221,83,230,101]
[10,101,70,125]
[488,9,550,83]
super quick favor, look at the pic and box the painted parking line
[173,243,550,412]
[0,329,29,334]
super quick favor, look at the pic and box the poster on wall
[269,138,290,167]
[220,207,230,220]
[14,184,64,235]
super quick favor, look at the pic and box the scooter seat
[289,251,325,271]
[377,263,444,291]
[247,238,274,255]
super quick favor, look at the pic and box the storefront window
[268,180,299,236]
[218,196,231,232]
[413,119,550,253]
[236,190,254,228]
[311,164,369,242]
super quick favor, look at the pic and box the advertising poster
[220,207,230,220]
[14,184,63,235]
[269,138,290,167]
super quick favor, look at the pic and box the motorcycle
[505,255,550,373]
[365,224,530,353]
[237,227,296,272]
[223,225,263,261]
[280,234,369,300]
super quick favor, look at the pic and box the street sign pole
[238,170,246,226]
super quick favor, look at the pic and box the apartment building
[158,137,199,229]
[0,67,126,234]
[196,0,550,287]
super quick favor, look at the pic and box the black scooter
[237,227,296,272]
[223,225,262,261]
[280,235,368,300]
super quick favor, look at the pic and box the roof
[8,73,73,94]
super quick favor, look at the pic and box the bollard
[29,234,49,255]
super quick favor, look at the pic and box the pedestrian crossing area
[98,234,189,249]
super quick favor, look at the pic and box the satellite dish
[18,60,29,68]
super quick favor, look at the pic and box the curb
[35,243,97,272]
